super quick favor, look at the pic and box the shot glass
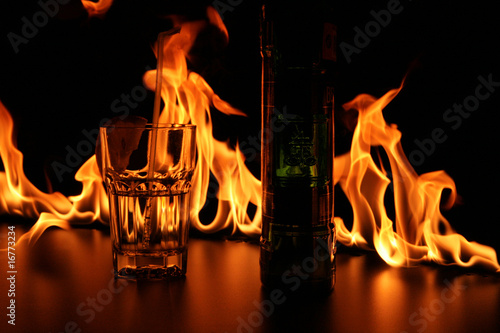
[98,119,196,279]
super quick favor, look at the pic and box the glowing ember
[0,4,498,272]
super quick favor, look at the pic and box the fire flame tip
[81,0,114,19]
[335,80,500,271]
[206,6,229,42]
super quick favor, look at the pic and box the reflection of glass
[99,122,196,279]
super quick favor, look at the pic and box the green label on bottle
[275,117,330,187]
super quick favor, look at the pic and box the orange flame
[334,83,500,272]
[142,7,261,236]
[0,101,108,245]
[81,0,113,18]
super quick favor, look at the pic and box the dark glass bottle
[260,0,336,293]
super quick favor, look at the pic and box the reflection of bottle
[260,0,336,293]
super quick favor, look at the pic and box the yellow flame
[334,83,499,272]
[142,9,260,236]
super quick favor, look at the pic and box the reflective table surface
[1,224,499,333]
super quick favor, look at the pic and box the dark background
[0,1,499,253]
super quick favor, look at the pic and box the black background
[0,1,499,253]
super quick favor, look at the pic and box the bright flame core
[0,5,498,272]
[334,85,499,272]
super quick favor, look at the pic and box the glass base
[113,248,187,280]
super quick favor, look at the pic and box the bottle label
[274,117,330,187]
[283,123,316,174]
